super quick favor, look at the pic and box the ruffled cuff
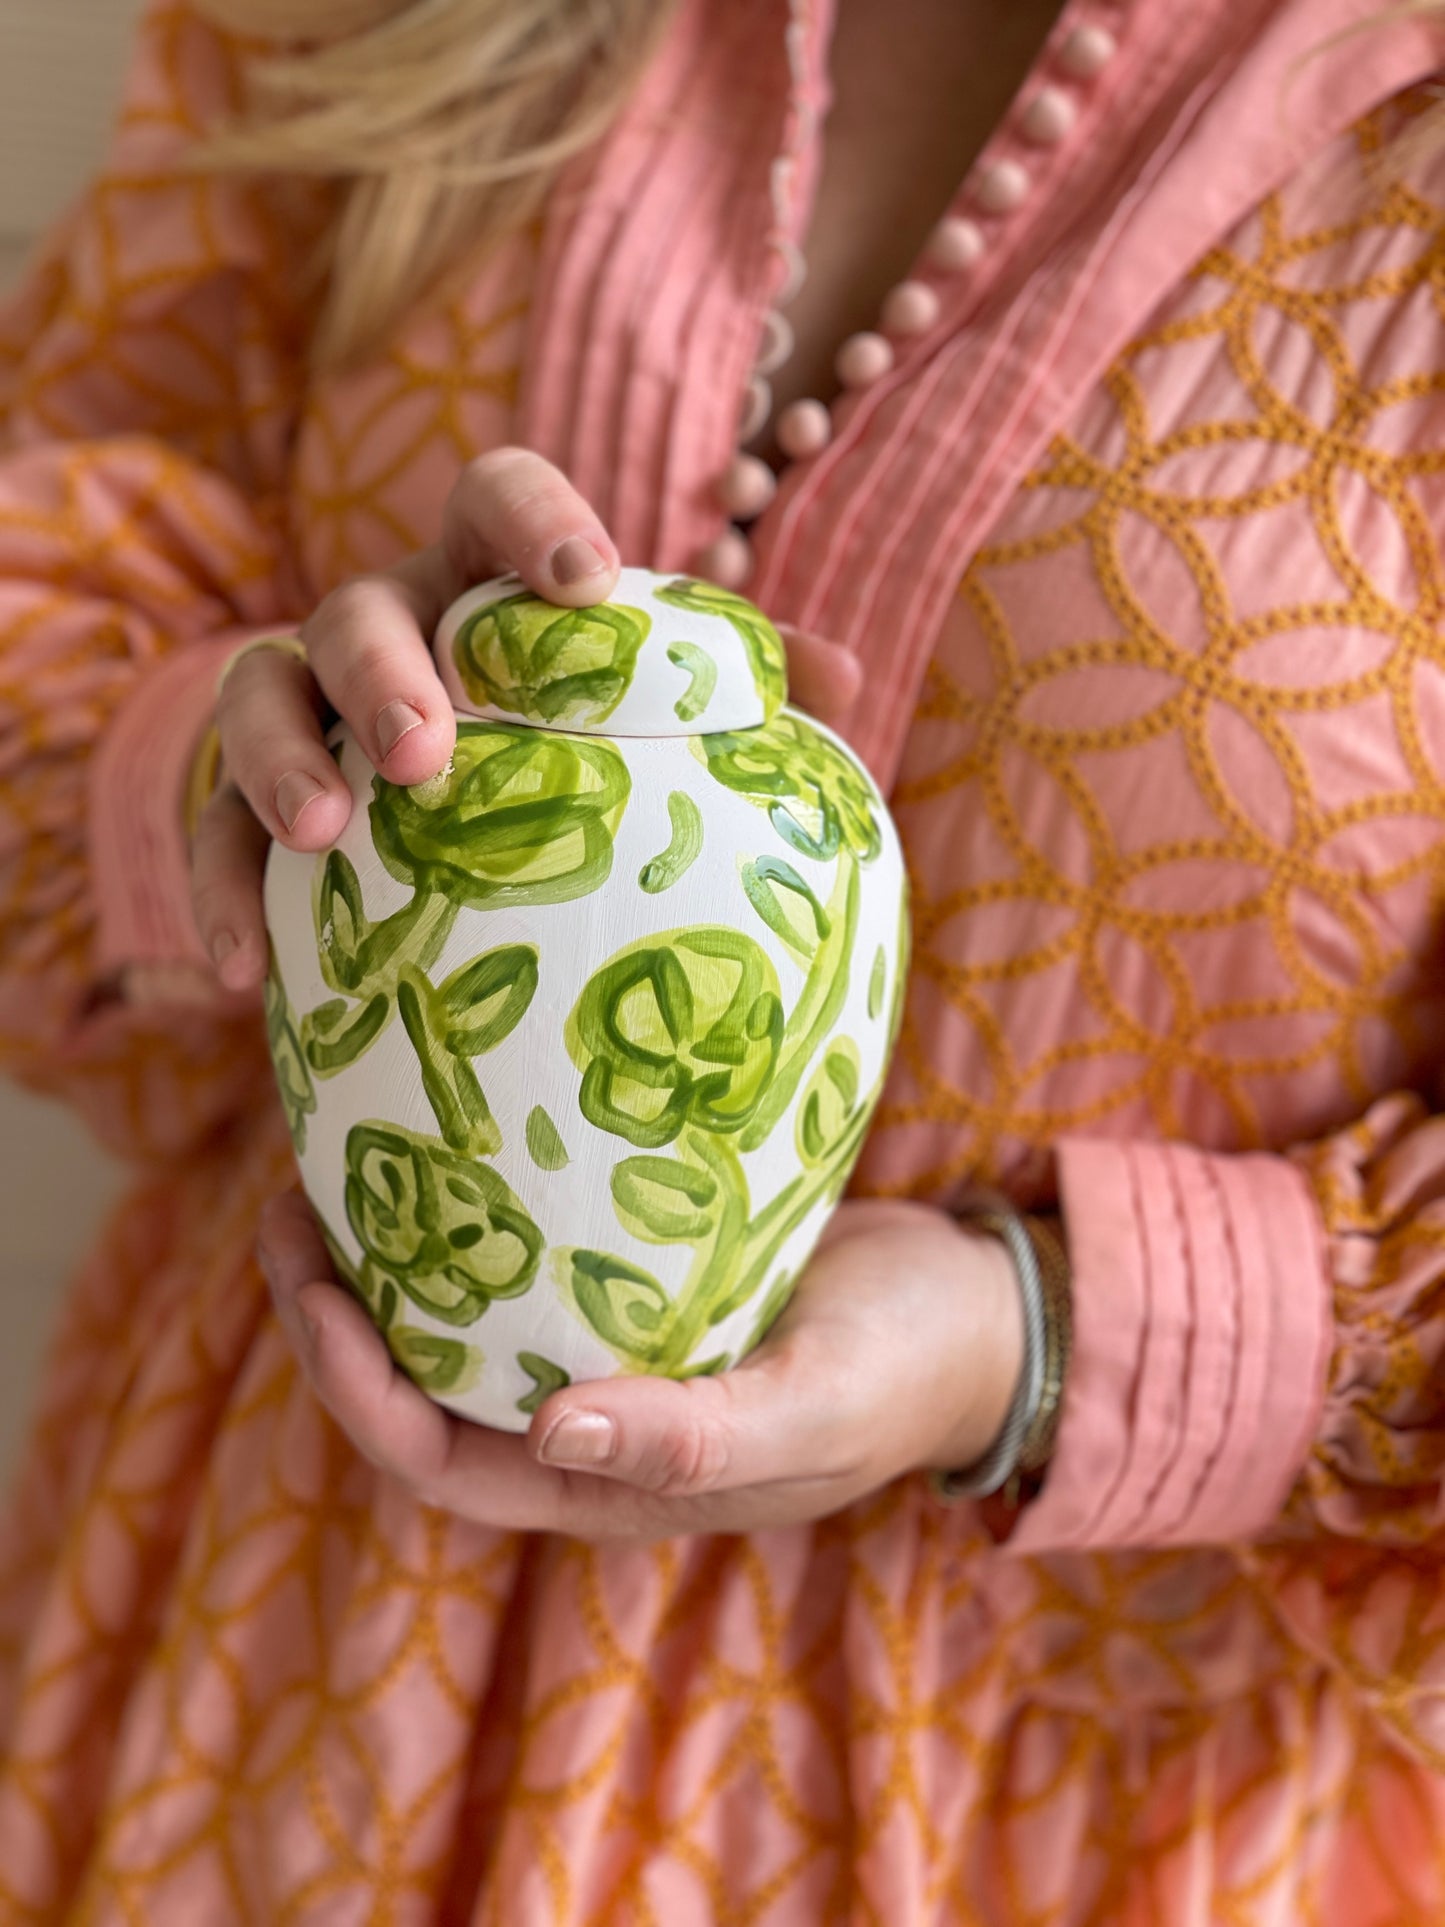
[1007,1138,1333,1553]
[87,628,274,975]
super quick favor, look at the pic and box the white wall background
[0,1,146,1477]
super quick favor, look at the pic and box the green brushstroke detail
[345,1120,543,1328]
[452,591,650,726]
[516,1352,571,1415]
[263,948,316,1153]
[740,855,829,961]
[525,1105,570,1171]
[387,1326,482,1395]
[739,852,860,1153]
[796,1038,861,1167]
[667,639,718,722]
[372,721,630,913]
[696,710,882,863]
[868,944,886,1020]
[299,720,622,1147]
[560,1082,884,1376]
[656,578,788,720]
[317,1219,481,1393]
[638,790,703,895]
[566,925,783,1149]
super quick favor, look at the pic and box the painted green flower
[320,1221,484,1393]
[655,578,788,720]
[566,927,783,1148]
[344,1120,543,1327]
[371,719,630,909]
[697,711,882,863]
[451,591,650,726]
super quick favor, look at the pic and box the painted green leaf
[655,578,788,720]
[666,639,718,722]
[452,591,650,726]
[741,855,830,961]
[263,951,317,1153]
[371,721,631,910]
[516,1351,571,1415]
[638,790,703,895]
[386,1325,482,1395]
[796,1038,861,1167]
[868,944,886,1020]
[611,1154,721,1243]
[566,926,783,1148]
[396,969,501,1156]
[739,850,860,1153]
[436,944,539,1053]
[345,1120,543,1326]
[302,991,390,1075]
[565,1249,673,1362]
[696,710,882,863]
[525,1105,570,1171]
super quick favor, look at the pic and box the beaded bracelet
[928,1197,1072,1504]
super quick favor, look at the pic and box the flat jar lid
[433,566,789,738]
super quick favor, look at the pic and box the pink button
[739,376,772,445]
[694,528,754,589]
[835,331,895,389]
[770,237,808,306]
[1059,25,1117,78]
[881,280,941,335]
[973,159,1031,214]
[755,309,795,377]
[926,216,985,272]
[775,398,833,460]
[717,453,777,520]
[1021,87,1076,145]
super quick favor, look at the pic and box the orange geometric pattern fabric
[0,5,1443,1921]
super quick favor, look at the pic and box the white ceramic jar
[263,568,909,1429]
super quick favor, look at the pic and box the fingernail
[549,536,609,587]
[538,1410,616,1467]
[275,770,324,832]
[375,699,425,759]
[211,929,238,968]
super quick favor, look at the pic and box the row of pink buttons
[695,20,1119,588]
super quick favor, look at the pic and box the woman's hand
[189,447,862,993]
[258,1190,1024,1538]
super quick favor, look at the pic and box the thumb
[527,1335,852,1499]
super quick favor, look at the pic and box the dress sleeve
[0,1,324,1158]
[1004,1097,1445,1757]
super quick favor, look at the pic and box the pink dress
[2,0,1444,1917]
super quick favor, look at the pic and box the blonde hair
[190,0,679,370]
[192,0,1444,373]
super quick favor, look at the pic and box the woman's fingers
[190,779,279,989]
[777,624,864,728]
[300,572,457,787]
[215,643,354,849]
[441,447,620,604]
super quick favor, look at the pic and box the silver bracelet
[930,1194,1048,1502]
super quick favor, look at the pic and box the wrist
[923,1223,1025,1474]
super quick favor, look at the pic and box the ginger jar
[263,568,910,1430]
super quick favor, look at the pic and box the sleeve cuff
[87,628,277,974]
[1007,1138,1334,1553]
